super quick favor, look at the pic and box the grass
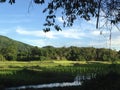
[0,60,120,89]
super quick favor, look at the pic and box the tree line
[0,45,120,61]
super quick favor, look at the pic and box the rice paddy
[0,60,120,89]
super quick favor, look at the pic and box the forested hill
[0,35,33,51]
[0,35,33,60]
[0,35,120,61]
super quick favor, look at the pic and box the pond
[5,75,90,90]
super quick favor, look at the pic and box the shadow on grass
[80,71,120,90]
[0,68,74,89]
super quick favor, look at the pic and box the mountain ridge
[0,35,33,51]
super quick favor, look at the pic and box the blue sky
[0,0,120,51]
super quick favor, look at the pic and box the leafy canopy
[0,0,120,31]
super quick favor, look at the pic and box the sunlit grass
[0,60,118,69]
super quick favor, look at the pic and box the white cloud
[91,30,100,36]
[56,17,64,23]
[89,40,108,48]
[112,36,120,46]
[90,29,110,37]
[16,27,56,39]
[87,19,96,25]
[89,34,120,50]
[58,29,85,39]
[26,39,47,47]
[15,26,120,50]
[16,27,85,39]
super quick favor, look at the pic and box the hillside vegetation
[0,35,120,61]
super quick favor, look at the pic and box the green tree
[1,45,17,60]
[118,51,120,61]
[0,54,5,61]
[30,46,41,60]
[17,49,31,61]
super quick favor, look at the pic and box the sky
[0,0,120,51]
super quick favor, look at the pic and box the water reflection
[6,75,88,90]
[6,82,81,90]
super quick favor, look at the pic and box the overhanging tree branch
[96,0,102,29]
[0,0,119,31]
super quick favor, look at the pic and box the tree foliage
[1,45,120,61]
[0,0,119,31]
[34,0,120,31]
[0,35,119,61]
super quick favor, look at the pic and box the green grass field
[0,60,120,89]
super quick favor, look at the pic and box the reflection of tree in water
[81,71,120,90]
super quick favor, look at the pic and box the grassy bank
[0,61,120,89]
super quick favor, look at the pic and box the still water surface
[6,81,81,90]
[6,75,90,90]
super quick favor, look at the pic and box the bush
[0,54,5,61]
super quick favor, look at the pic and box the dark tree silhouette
[0,0,120,32]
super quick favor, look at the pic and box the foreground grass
[0,60,120,89]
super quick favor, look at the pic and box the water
[74,75,91,81]
[6,81,81,90]
[6,75,89,90]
